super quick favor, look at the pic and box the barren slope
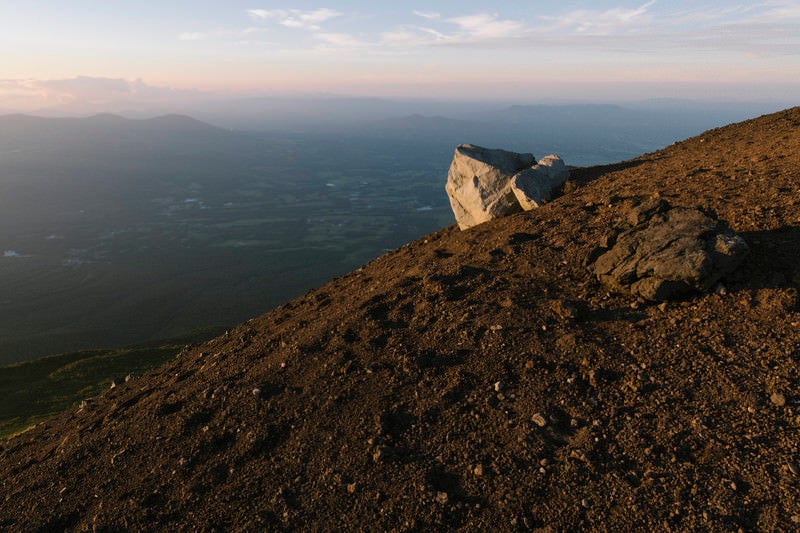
[1,108,799,531]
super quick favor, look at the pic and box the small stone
[373,447,389,463]
[581,498,591,508]
[252,388,261,398]
[490,324,503,331]
[771,392,786,407]
[658,302,668,312]
[494,381,503,392]
[532,413,547,427]
[347,483,357,494]
[792,515,800,524]
[570,449,589,462]
[473,464,484,476]
[550,299,579,320]
[435,491,449,505]
[539,458,550,466]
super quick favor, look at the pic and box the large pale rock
[511,155,570,210]
[592,199,749,301]
[445,144,535,230]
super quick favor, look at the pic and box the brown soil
[2,108,800,532]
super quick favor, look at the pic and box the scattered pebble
[771,393,786,407]
[473,464,484,476]
[532,413,547,427]
[252,388,261,398]
[490,325,503,331]
[372,447,385,463]
[435,492,449,505]
[494,381,503,392]
[347,483,357,494]
[570,449,589,462]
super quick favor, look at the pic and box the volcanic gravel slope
[2,108,800,532]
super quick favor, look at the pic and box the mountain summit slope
[2,108,800,531]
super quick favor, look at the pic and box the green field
[0,329,223,439]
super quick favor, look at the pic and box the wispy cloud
[449,13,526,41]
[0,77,202,111]
[179,32,206,41]
[413,10,441,20]
[541,1,656,35]
[314,33,362,48]
[382,11,525,48]
[182,3,800,63]
[247,8,342,31]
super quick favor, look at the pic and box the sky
[1,1,799,111]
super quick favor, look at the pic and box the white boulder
[445,144,535,230]
[511,155,570,210]
[445,145,569,230]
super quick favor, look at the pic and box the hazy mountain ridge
[0,108,798,531]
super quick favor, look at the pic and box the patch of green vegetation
[0,328,224,439]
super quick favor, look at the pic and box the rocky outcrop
[445,144,568,230]
[592,199,749,301]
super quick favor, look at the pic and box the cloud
[247,8,342,31]
[381,12,526,48]
[448,13,525,41]
[314,33,362,48]
[0,77,204,112]
[413,10,441,20]
[179,32,206,41]
[541,1,656,35]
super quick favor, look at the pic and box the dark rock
[626,197,669,226]
[592,201,749,301]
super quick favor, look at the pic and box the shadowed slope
[1,108,799,531]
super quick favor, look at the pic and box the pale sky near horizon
[1,1,799,110]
